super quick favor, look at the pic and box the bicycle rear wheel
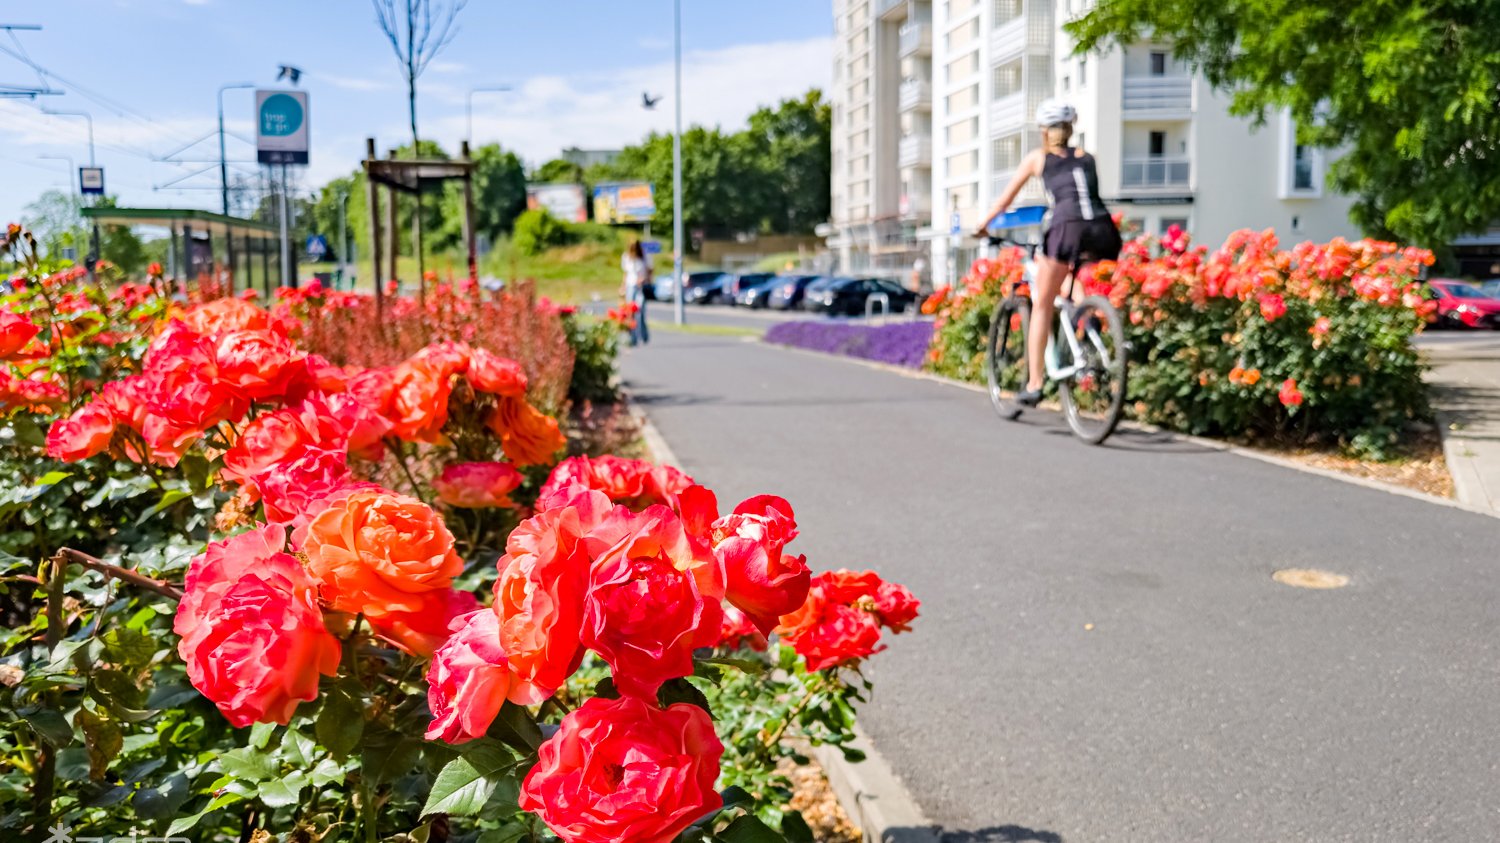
[1059,296,1128,444]
[984,295,1031,420]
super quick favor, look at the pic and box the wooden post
[386,149,400,299]
[225,224,236,296]
[461,140,477,282]
[261,235,271,298]
[366,139,383,312]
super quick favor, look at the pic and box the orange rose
[486,395,566,466]
[433,461,524,509]
[178,297,271,337]
[387,360,453,443]
[467,348,528,397]
[300,487,463,620]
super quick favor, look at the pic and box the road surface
[622,331,1500,842]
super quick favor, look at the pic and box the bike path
[621,331,1500,842]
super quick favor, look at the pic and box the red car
[1429,279,1500,328]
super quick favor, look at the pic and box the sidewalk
[1422,334,1500,511]
[622,330,1500,842]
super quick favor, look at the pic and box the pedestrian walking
[621,240,651,346]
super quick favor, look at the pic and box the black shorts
[1042,218,1122,269]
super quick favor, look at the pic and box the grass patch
[652,322,762,337]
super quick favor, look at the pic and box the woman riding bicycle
[975,99,1122,407]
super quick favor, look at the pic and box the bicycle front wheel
[1059,295,1128,444]
[984,295,1031,421]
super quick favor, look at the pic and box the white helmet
[1035,98,1077,127]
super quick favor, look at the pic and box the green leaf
[315,684,364,759]
[32,471,72,487]
[309,756,346,789]
[361,734,425,786]
[420,743,516,819]
[719,814,786,843]
[486,701,544,753]
[133,772,193,820]
[658,677,714,718]
[248,721,276,750]
[700,656,768,675]
[257,771,308,808]
[77,707,123,780]
[780,811,814,843]
[218,746,276,782]
[166,792,242,837]
[23,708,73,747]
[101,626,158,670]
[134,488,190,526]
[477,821,532,843]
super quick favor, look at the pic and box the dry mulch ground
[1240,428,1454,499]
[779,757,861,843]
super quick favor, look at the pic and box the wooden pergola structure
[363,138,478,312]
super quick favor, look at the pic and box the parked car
[1429,279,1500,328]
[724,272,774,305]
[1477,279,1500,298]
[684,273,733,305]
[653,270,724,303]
[802,277,918,316]
[737,275,804,309]
[769,275,829,310]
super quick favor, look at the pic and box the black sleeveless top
[1042,149,1107,224]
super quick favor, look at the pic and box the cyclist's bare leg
[1028,255,1069,391]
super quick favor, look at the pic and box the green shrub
[512,208,573,256]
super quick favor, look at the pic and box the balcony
[989,91,1026,135]
[898,78,931,112]
[1122,76,1193,118]
[899,192,932,219]
[1120,157,1192,191]
[898,21,931,57]
[898,134,932,167]
[877,0,906,20]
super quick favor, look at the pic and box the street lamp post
[218,83,255,216]
[466,86,512,146]
[43,108,100,283]
[672,0,685,326]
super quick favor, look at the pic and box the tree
[532,158,584,185]
[22,192,147,273]
[441,143,527,247]
[1067,0,1500,246]
[372,0,467,152]
[744,89,832,234]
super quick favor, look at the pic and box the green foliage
[531,158,584,186]
[563,314,621,404]
[443,143,528,244]
[512,209,574,257]
[1067,0,1500,246]
[22,192,149,274]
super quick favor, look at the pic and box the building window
[993,0,1023,24]
[993,59,1022,99]
[1079,58,1087,86]
[1076,132,1085,150]
[1160,218,1188,234]
[1150,51,1167,76]
[993,133,1023,170]
[1061,75,1071,92]
[1149,131,1166,157]
[1293,145,1315,190]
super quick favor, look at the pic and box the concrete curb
[627,395,942,843]
[1433,408,1495,511]
[760,338,1496,520]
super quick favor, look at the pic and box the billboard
[256,89,310,165]
[526,183,587,223]
[593,181,656,224]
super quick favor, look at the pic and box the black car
[737,275,802,308]
[724,272,774,305]
[684,273,733,305]
[655,270,725,303]
[803,277,917,316]
[768,275,829,310]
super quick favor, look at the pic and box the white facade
[828,0,1359,287]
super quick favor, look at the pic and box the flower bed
[765,320,934,369]
[924,228,1436,458]
[0,224,918,843]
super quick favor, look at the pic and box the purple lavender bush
[764,320,934,368]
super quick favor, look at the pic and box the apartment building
[828,0,1360,287]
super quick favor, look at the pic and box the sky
[0,0,833,225]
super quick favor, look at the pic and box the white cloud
[320,73,391,92]
[429,60,466,75]
[435,36,833,166]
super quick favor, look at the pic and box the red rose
[873,581,920,633]
[519,696,723,843]
[580,506,723,699]
[716,605,768,652]
[495,496,604,704]
[433,461,524,509]
[178,297,271,337]
[0,309,40,359]
[779,595,884,672]
[213,329,301,401]
[424,608,515,744]
[370,587,481,657]
[467,348,528,397]
[254,447,356,525]
[45,402,115,461]
[540,456,694,509]
[711,495,810,634]
[1258,293,1287,323]
[173,525,340,726]
[1279,377,1304,408]
[221,409,316,487]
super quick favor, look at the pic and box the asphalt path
[621,331,1500,842]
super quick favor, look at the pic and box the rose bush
[924,227,1435,458]
[0,224,920,843]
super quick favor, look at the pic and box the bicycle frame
[986,234,1089,384]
